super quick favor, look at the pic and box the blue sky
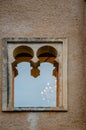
[14,62,56,107]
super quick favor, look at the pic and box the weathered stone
[0,0,86,130]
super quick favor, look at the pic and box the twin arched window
[2,38,67,111]
[12,46,59,107]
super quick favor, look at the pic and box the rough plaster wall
[0,0,86,130]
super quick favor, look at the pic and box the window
[2,38,67,111]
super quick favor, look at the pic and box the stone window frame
[2,38,68,112]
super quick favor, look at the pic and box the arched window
[2,38,67,111]
[12,45,59,107]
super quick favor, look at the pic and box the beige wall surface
[0,0,86,130]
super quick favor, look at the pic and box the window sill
[2,106,68,112]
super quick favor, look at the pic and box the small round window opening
[12,46,59,108]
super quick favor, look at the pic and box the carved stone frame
[2,38,68,112]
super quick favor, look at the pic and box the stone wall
[0,0,86,130]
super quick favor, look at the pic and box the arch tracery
[12,45,58,78]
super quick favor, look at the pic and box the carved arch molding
[12,45,59,78]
